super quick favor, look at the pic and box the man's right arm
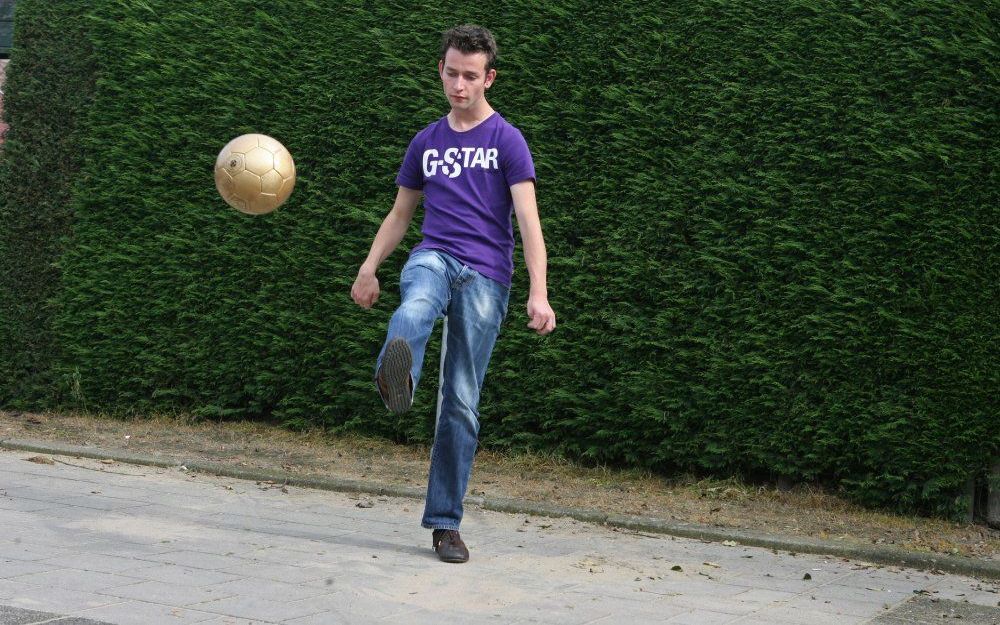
[351,186,422,309]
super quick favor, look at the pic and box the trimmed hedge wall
[1,0,997,517]
[0,0,96,405]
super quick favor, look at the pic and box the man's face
[439,48,495,112]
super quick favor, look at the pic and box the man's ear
[485,68,497,89]
[438,60,444,75]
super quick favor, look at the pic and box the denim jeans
[376,249,510,530]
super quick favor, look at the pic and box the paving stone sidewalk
[0,449,997,625]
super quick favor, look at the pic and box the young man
[350,24,555,563]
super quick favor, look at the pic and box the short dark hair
[440,24,498,71]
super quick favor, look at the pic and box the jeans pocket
[482,276,510,330]
[402,249,440,275]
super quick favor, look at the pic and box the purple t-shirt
[396,112,535,287]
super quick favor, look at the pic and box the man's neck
[448,103,495,132]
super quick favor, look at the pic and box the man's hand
[526,294,556,335]
[350,187,422,310]
[351,269,380,309]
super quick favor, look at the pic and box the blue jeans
[376,249,510,530]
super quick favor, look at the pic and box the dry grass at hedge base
[1,410,996,561]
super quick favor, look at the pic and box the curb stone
[2,437,998,581]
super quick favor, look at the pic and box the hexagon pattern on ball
[214,134,296,215]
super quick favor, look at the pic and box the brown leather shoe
[377,338,412,414]
[432,529,469,563]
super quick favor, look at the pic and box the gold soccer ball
[214,134,296,215]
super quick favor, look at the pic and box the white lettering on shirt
[422,147,499,179]
[461,147,476,168]
[442,147,461,178]
[422,149,440,177]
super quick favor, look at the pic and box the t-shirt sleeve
[500,127,535,187]
[395,132,425,190]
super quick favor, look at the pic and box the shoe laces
[434,529,460,547]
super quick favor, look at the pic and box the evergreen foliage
[0,0,96,404]
[2,0,997,516]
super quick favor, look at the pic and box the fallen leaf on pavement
[25,455,55,465]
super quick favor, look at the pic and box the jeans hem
[422,522,460,531]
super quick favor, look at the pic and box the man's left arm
[511,180,556,335]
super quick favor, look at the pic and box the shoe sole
[437,552,469,563]
[433,543,469,563]
[380,338,412,414]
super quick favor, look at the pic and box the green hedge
[0,0,96,404]
[1,0,997,517]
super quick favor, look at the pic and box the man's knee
[439,377,481,415]
[437,399,481,438]
[396,296,441,323]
